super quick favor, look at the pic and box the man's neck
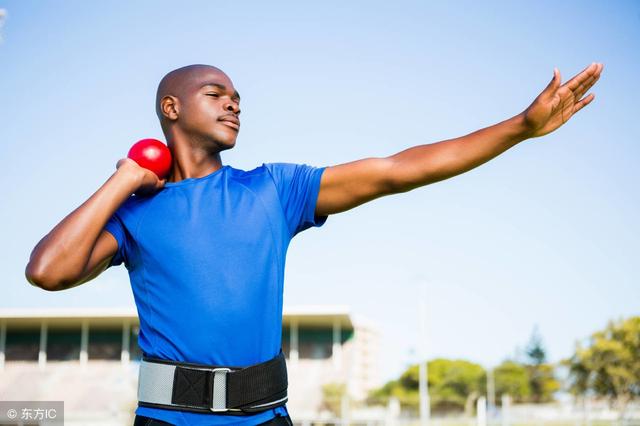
[165,141,223,183]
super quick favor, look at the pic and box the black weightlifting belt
[137,351,288,415]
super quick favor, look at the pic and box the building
[0,306,381,425]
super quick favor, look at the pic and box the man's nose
[224,101,240,115]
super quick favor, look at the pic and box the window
[5,329,39,361]
[299,327,332,360]
[88,328,121,360]
[48,328,81,361]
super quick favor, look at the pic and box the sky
[0,0,638,384]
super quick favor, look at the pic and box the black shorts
[133,413,294,426]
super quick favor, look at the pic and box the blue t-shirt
[104,163,327,426]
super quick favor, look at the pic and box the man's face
[176,69,241,151]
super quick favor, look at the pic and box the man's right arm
[25,159,164,291]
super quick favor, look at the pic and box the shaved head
[155,64,227,124]
[154,64,241,152]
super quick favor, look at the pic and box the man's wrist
[509,113,534,141]
[114,165,144,194]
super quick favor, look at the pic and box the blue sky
[1,0,638,383]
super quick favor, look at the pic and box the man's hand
[522,63,603,138]
[116,158,166,196]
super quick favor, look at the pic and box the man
[25,62,603,426]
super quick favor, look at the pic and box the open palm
[523,62,603,138]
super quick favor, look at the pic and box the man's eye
[207,93,219,98]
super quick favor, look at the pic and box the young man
[25,62,603,426]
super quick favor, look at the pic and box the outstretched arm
[316,62,603,216]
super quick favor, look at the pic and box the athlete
[25,62,603,426]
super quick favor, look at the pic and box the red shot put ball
[127,138,172,179]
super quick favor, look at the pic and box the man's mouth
[219,116,240,130]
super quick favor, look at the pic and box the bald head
[155,64,229,123]
[154,64,242,150]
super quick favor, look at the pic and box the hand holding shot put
[114,138,173,197]
[24,62,604,426]
[115,158,166,197]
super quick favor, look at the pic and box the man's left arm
[316,62,603,217]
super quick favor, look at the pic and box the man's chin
[208,132,237,151]
[215,139,236,152]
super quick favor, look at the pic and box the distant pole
[487,366,495,416]
[419,283,430,426]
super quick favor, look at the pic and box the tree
[493,360,531,403]
[525,325,547,365]
[523,326,561,402]
[562,316,640,419]
[367,358,486,414]
[321,382,347,417]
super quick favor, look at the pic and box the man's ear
[161,95,179,121]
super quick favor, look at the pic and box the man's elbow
[24,263,73,292]
[385,171,425,195]
[372,157,413,195]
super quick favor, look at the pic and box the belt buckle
[210,367,232,412]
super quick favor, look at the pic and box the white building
[0,306,381,425]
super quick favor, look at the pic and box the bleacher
[0,307,381,425]
[0,360,138,425]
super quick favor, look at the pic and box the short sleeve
[264,163,328,237]
[103,212,127,268]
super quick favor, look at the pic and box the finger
[116,158,129,169]
[573,93,595,114]
[578,64,602,89]
[543,67,561,95]
[565,62,599,91]
[564,63,597,91]
[574,64,603,99]
[573,73,599,101]
[593,62,604,77]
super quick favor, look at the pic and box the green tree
[526,325,546,365]
[523,326,561,402]
[367,358,486,414]
[321,382,347,416]
[562,316,640,419]
[493,360,531,403]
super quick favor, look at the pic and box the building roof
[0,306,354,329]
